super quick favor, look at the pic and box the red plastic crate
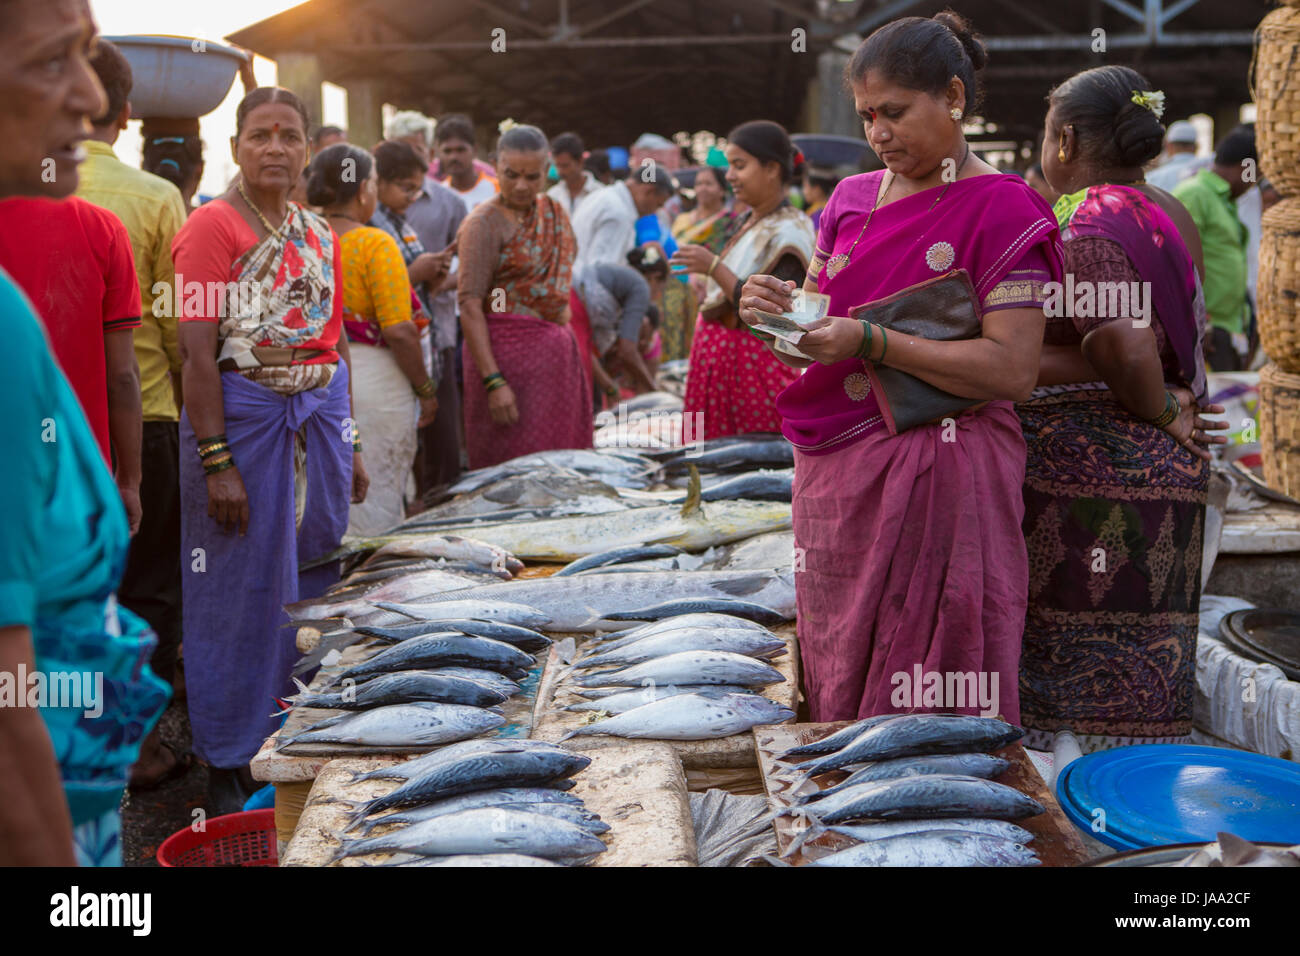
[156,809,278,867]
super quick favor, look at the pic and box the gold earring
[950,108,962,121]
[1058,147,1067,162]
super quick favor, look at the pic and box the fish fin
[679,465,702,518]
[558,728,587,742]
[782,818,828,858]
[576,605,607,630]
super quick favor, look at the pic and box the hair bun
[933,10,987,71]
[305,171,337,208]
[1113,100,1165,167]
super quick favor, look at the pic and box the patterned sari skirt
[1016,388,1208,752]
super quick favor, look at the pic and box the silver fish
[275,702,505,750]
[409,570,796,632]
[448,450,655,495]
[331,633,536,683]
[333,807,607,864]
[372,599,551,630]
[804,830,1039,867]
[384,854,563,867]
[576,627,786,669]
[707,529,798,571]
[802,753,1012,802]
[603,597,786,626]
[778,715,905,759]
[423,667,520,697]
[673,470,794,504]
[554,544,683,576]
[355,787,585,834]
[561,692,794,741]
[359,619,552,654]
[360,799,606,836]
[793,774,1046,825]
[283,670,509,711]
[816,818,1035,844]
[350,740,565,784]
[592,612,773,645]
[575,650,786,688]
[306,533,524,573]
[795,715,1025,779]
[565,685,751,713]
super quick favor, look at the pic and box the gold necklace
[824,144,971,281]
[237,179,285,236]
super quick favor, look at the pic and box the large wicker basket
[1259,362,1300,498]
[1254,7,1300,195]
[1258,199,1300,372]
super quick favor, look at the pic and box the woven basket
[1258,199,1300,371]
[1259,362,1300,498]
[1254,7,1300,195]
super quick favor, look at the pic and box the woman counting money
[740,13,1063,724]
[173,87,368,812]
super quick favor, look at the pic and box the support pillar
[346,79,384,150]
[275,52,324,130]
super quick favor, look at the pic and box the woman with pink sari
[742,12,1063,726]
[457,124,589,469]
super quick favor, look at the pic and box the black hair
[235,87,310,139]
[434,113,475,146]
[696,165,728,193]
[497,124,548,154]
[373,140,427,182]
[727,120,803,185]
[626,247,669,279]
[805,169,838,195]
[1048,65,1165,168]
[627,161,677,196]
[551,132,584,160]
[1215,125,1257,167]
[584,149,611,179]
[645,304,660,329]
[306,143,373,207]
[312,125,345,148]
[846,10,987,113]
[89,39,132,127]
[142,134,203,192]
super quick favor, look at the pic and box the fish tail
[558,728,589,742]
[782,818,828,858]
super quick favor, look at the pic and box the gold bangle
[414,378,437,398]
[706,255,720,279]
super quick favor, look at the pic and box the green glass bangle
[203,458,236,476]
[878,325,888,364]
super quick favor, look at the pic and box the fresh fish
[400,472,628,524]
[384,853,563,867]
[407,570,796,632]
[565,685,752,713]
[802,753,1012,802]
[424,667,520,697]
[283,670,509,711]
[593,612,773,645]
[603,597,787,625]
[358,619,552,654]
[370,599,551,630]
[778,715,905,759]
[793,715,1024,779]
[672,470,794,504]
[286,569,503,622]
[707,530,798,571]
[554,545,683,576]
[576,627,786,668]
[585,619,781,657]
[814,818,1035,845]
[330,633,536,684]
[579,553,709,574]
[350,740,565,783]
[328,501,792,564]
[305,533,525,573]
[575,651,786,688]
[643,431,779,462]
[792,774,1046,825]
[275,702,506,750]
[448,450,655,496]
[347,749,591,821]
[355,787,585,833]
[332,807,607,864]
[804,830,1039,867]
[360,799,606,836]
[663,439,794,475]
[561,692,794,741]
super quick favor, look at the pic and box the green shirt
[1173,169,1247,334]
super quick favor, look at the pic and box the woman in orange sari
[457,124,589,468]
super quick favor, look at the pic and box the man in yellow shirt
[77,40,189,790]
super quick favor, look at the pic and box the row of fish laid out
[275,621,551,752]
[772,714,1046,867]
[555,613,797,742]
[326,740,607,866]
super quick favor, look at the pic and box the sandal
[128,743,193,791]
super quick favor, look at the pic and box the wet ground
[120,697,209,866]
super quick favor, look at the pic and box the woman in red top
[173,87,367,812]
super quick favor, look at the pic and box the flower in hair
[641,246,661,264]
[1130,90,1165,120]
[498,117,519,134]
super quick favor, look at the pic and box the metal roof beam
[567,0,658,38]
[337,33,806,52]
[984,30,1254,50]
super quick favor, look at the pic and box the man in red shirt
[0,194,144,531]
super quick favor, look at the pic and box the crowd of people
[0,0,1274,865]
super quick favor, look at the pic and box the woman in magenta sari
[457,124,589,469]
[742,12,1062,725]
[1020,66,1226,751]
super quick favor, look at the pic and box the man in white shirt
[434,113,499,211]
[1148,120,1208,193]
[572,163,676,272]
[546,131,603,217]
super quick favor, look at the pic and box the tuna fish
[804,830,1039,867]
[793,715,1025,779]
[554,544,684,576]
[602,597,787,625]
[354,787,585,834]
[349,740,566,784]
[371,600,552,631]
[330,633,536,684]
[575,627,786,669]
[565,685,751,713]
[560,692,794,741]
[332,807,607,864]
[357,619,552,654]
[282,670,509,711]
[275,702,506,750]
[592,612,773,645]
[801,753,1012,803]
[791,774,1046,825]
[778,715,908,759]
[574,650,786,688]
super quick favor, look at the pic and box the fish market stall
[281,741,697,866]
[755,719,1093,866]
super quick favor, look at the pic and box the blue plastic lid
[1056,745,1300,850]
